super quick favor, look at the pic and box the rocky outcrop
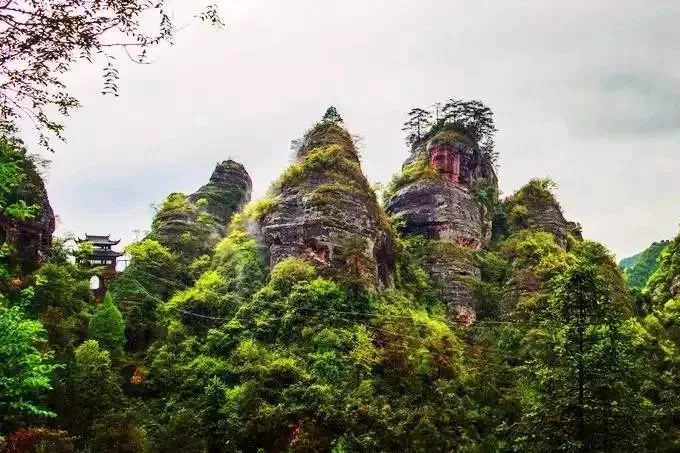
[257,121,394,288]
[385,127,498,322]
[671,275,680,296]
[188,160,252,226]
[0,153,55,274]
[524,203,581,247]
[421,242,480,324]
[150,160,251,262]
[387,179,487,248]
[504,178,582,248]
[387,129,497,248]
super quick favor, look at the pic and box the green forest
[1,1,680,452]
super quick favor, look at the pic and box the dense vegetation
[620,240,670,289]
[1,126,680,452]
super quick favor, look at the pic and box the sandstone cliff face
[385,128,497,322]
[388,131,496,248]
[387,179,487,248]
[150,160,251,261]
[257,122,394,288]
[0,154,55,274]
[421,242,480,324]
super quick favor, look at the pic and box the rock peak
[150,159,252,261]
[256,120,394,288]
[189,159,252,225]
[385,127,499,323]
[502,178,582,248]
[211,159,249,179]
[298,122,357,160]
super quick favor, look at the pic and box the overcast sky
[40,0,680,260]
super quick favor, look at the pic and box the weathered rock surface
[422,246,480,324]
[503,179,583,249]
[189,160,252,226]
[389,132,496,248]
[0,156,55,274]
[671,275,680,296]
[258,122,395,288]
[386,129,497,321]
[387,179,487,249]
[150,160,251,261]
[404,135,497,190]
[523,202,582,247]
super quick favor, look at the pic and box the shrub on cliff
[504,178,559,229]
[149,192,217,261]
[274,144,366,193]
[296,121,356,158]
[212,229,267,295]
[0,139,50,276]
[382,156,439,203]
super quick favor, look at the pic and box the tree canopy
[88,292,125,358]
[322,106,344,124]
[0,0,222,150]
[401,99,499,165]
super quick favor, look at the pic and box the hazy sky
[40,0,680,260]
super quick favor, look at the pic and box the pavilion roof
[76,234,121,246]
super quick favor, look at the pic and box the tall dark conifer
[402,107,433,147]
[322,106,343,124]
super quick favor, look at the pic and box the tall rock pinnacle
[188,160,252,226]
[149,159,251,261]
[386,126,498,322]
[257,119,395,288]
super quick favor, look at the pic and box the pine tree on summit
[402,107,432,146]
[322,106,344,124]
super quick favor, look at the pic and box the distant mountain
[620,240,670,289]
